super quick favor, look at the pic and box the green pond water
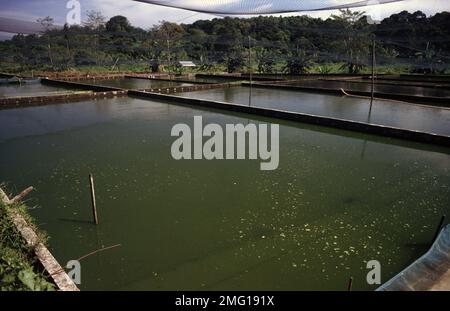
[0,96,449,291]
[86,78,194,89]
[178,87,450,136]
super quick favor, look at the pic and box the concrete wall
[243,82,450,107]
[0,188,79,291]
[0,90,128,109]
[129,90,450,148]
[41,78,124,92]
[378,225,450,291]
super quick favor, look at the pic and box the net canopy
[134,0,405,15]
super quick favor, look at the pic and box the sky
[0,0,449,39]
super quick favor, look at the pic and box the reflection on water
[178,87,450,136]
[0,97,449,291]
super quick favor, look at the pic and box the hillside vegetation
[0,10,449,75]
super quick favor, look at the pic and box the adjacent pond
[0,82,79,98]
[177,87,450,136]
[0,96,449,291]
[85,78,194,89]
[279,80,450,98]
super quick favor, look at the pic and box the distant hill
[0,10,448,74]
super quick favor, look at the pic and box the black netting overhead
[134,0,405,15]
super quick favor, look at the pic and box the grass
[0,198,55,291]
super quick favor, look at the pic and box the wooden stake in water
[347,277,353,291]
[10,186,34,204]
[89,174,99,225]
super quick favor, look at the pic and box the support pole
[167,39,172,83]
[248,35,253,107]
[368,39,376,123]
[89,174,99,225]
[371,39,376,101]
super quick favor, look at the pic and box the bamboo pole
[347,277,353,291]
[89,174,99,225]
[10,187,34,204]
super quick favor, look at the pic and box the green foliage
[0,201,55,291]
[1,248,55,291]
[106,16,132,33]
[284,49,314,74]
[225,48,245,73]
[0,11,449,75]
[255,48,277,74]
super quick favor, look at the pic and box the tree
[284,49,313,74]
[37,16,54,32]
[210,18,246,73]
[256,48,277,74]
[1,11,449,74]
[106,16,132,33]
[332,9,372,74]
[156,21,185,70]
[104,16,136,57]
[184,28,210,65]
[413,42,445,74]
[84,10,106,30]
[284,37,316,74]
[226,48,245,73]
[36,16,56,69]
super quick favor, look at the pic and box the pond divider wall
[0,79,128,109]
[0,90,128,109]
[397,75,450,84]
[0,188,79,291]
[38,72,165,81]
[243,82,450,107]
[196,73,392,82]
[51,74,126,81]
[322,78,450,90]
[377,225,450,291]
[0,72,20,78]
[125,75,213,85]
[238,73,450,83]
[41,78,124,92]
[129,90,450,148]
[138,82,240,94]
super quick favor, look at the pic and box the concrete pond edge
[0,187,79,291]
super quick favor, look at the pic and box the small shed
[179,61,196,68]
